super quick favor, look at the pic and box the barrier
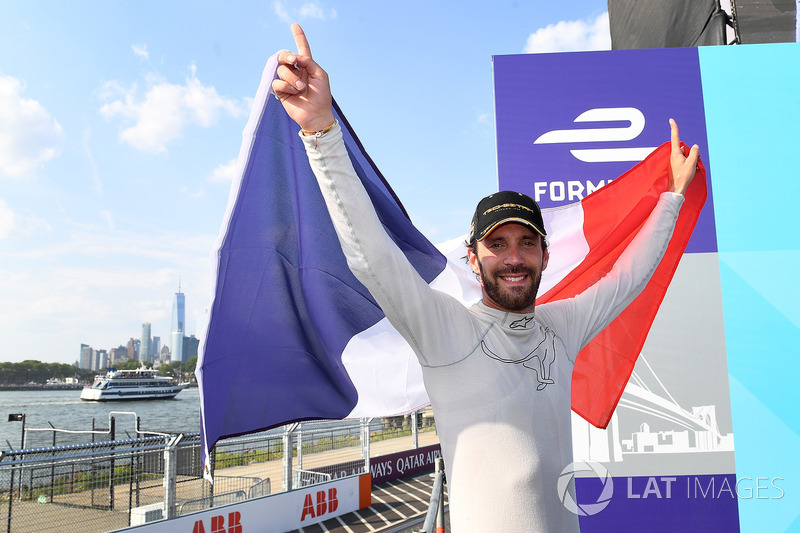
[123,473,372,533]
[0,410,437,532]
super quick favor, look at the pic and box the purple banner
[577,474,743,531]
[308,444,442,485]
[493,47,738,531]
[493,48,717,254]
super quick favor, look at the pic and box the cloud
[83,127,103,195]
[273,1,291,22]
[273,1,337,23]
[0,198,51,239]
[0,74,64,177]
[98,64,247,153]
[208,158,238,182]
[101,210,114,230]
[0,225,214,358]
[132,43,149,59]
[524,12,611,53]
[0,198,15,238]
[181,185,206,199]
[9,225,213,263]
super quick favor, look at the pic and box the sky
[0,1,613,365]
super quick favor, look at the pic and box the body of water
[0,387,202,450]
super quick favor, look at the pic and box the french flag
[196,54,707,467]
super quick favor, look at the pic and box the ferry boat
[80,368,187,401]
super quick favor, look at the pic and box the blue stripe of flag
[198,77,445,451]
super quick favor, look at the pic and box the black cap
[468,191,546,243]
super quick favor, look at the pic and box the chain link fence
[0,409,437,532]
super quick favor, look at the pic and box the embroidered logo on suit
[509,316,533,329]
[481,329,558,391]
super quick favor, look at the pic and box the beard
[478,260,542,312]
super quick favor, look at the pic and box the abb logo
[301,488,339,521]
[192,511,242,533]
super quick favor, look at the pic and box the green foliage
[158,360,185,377]
[0,360,79,385]
[116,358,145,370]
[157,356,197,380]
[214,444,285,468]
[17,464,154,501]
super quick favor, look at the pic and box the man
[273,23,699,532]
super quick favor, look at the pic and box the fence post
[163,435,183,520]
[109,417,115,511]
[5,452,13,533]
[361,418,371,475]
[420,457,445,533]
[282,424,298,492]
[208,447,216,507]
[90,418,96,508]
[135,417,141,508]
[297,423,303,471]
[412,411,419,449]
[436,460,446,533]
[49,422,56,504]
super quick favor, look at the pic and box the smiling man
[467,190,549,314]
[272,23,699,533]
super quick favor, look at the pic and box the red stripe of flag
[538,141,708,428]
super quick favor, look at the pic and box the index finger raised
[669,118,682,153]
[291,23,312,58]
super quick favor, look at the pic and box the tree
[0,360,84,385]
[116,358,141,370]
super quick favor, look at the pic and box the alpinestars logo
[534,107,657,163]
[509,315,533,329]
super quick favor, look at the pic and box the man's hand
[273,23,335,133]
[668,118,700,196]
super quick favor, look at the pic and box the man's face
[468,222,549,314]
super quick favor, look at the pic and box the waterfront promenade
[3,427,441,533]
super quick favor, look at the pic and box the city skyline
[75,284,200,369]
[1,2,614,365]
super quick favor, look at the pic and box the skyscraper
[96,349,108,370]
[152,336,161,361]
[140,322,152,363]
[127,338,136,362]
[80,344,92,370]
[171,284,185,363]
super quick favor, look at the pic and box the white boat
[80,368,187,401]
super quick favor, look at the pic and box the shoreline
[0,384,85,391]
[0,383,198,391]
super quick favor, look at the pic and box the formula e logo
[534,107,656,163]
[558,461,614,516]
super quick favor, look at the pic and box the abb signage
[300,488,339,521]
[124,474,370,533]
[191,512,242,533]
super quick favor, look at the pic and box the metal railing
[0,408,437,532]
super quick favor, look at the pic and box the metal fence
[0,409,438,532]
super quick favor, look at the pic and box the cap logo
[482,203,539,217]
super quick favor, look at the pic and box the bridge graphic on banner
[573,354,734,466]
